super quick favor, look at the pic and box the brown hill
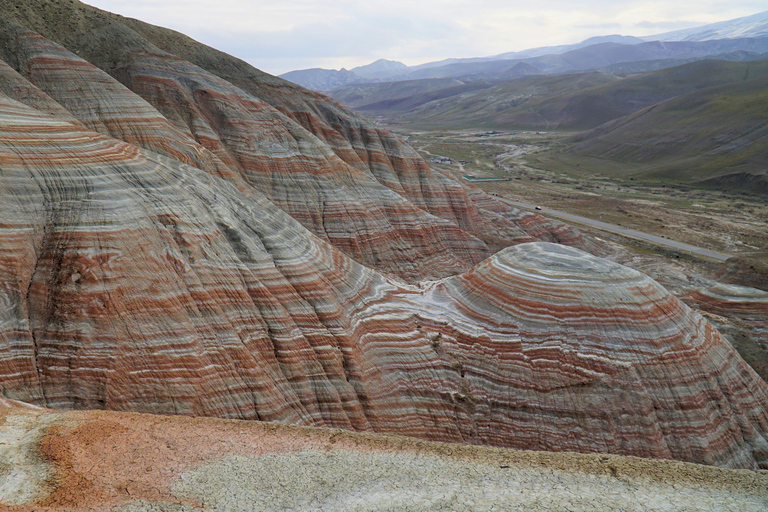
[0,0,603,282]
[1,93,765,466]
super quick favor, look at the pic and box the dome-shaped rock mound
[412,243,768,468]
[1,93,766,469]
[684,283,768,350]
[681,283,768,383]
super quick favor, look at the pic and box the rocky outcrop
[683,284,768,383]
[2,401,767,511]
[717,255,768,292]
[0,93,394,425]
[0,0,601,282]
[137,27,603,255]
[684,284,768,351]
[0,95,765,467]
[0,0,766,473]
[0,20,241,186]
[0,17,488,282]
[406,244,768,467]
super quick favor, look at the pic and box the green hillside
[515,59,768,130]
[330,78,494,113]
[373,72,620,129]
[556,77,768,194]
[350,59,768,131]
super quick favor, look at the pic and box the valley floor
[396,129,768,263]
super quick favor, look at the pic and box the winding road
[498,198,731,262]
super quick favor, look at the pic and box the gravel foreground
[1,401,766,511]
[167,451,766,511]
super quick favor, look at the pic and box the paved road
[498,198,731,263]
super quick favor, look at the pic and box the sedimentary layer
[0,0,601,282]
[0,93,766,469]
[0,17,485,281]
[684,284,768,350]
[0,0,766,477]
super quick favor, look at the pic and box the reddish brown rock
[127,18,604,257]
[0,96,766,468]
[0,19,242,188]
[0,0,766,474]
[0,16,490,281]
[0,58,80,125]
[683,284,768,351]
[0,0,600,282]
[717,256,768,292]
[411,244,768,467]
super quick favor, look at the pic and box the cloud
[83,0,768,74]
[577,22,623,31]
[635,20,702,30]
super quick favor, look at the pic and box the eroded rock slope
[0,0,766,475]
[0,0,600,282]
[0,93,766,468]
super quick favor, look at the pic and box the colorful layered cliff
[684,284,768,351]
[0,0,602,283]
[682,284,768,382]
[0,0,767,488]
[0,90,766,469]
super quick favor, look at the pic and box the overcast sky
[84,1,766,75]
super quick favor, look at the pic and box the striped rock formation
[716,256,768,293]
[0,20,239,186]
[0,0,601,282]
[402,244,768,467]
[683,284,768,383]
[122,16,602,256]
[2,401,767,511]
[0,0,766,473]
[109,12,546,242]
[0,17,483,282]
[683,284,768,351]
[0,92,766,469]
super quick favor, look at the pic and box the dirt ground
[2,405,767,511]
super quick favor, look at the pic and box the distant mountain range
[280,58,411,89]
[334,58,768,127]
[641,10,768,42]
[280,9,768,196]
[352,58,410,79]
[330,56,768,195]
[280,10,768,91]
[279,67,362,90]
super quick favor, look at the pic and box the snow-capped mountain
[643,10,768,42]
